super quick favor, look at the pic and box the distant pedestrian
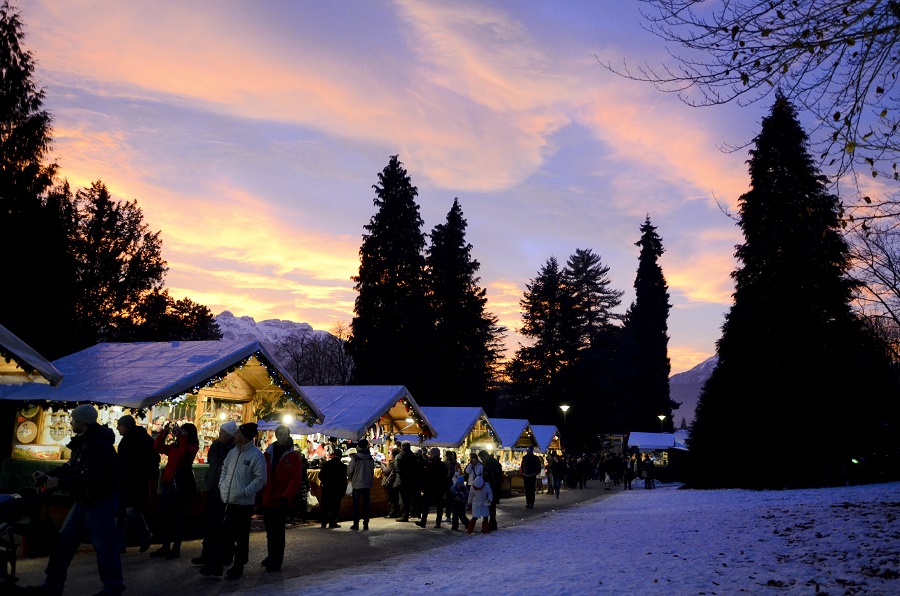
[417,447,450,528]
[318,444,346,529]
[479,449,503,531]
[466,476,494,534]
[551,454,567,499]
[394,441,420,522]
[28,404,124,596]
[200,422,266,580]
[384,447,401,518]
[520,445,541,509]
[260,425,305,572]
[347,438,375,531]
[448,475,470,531]
[463,452,482,486]
[191,420,236,566]
[116,414,159,553]
[151,421,199,559]
[642,455,655,489]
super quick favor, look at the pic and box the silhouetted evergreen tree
[564,248,623,346]
[0,2,74,358]
[70,181,168,346]
[426,198,505,406]
[349,156,434,397]
[623,217,676,431]
[689,95,900,489]
[507,257,580,421]
[110,290,222,342]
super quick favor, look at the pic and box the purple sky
[19,1,777,372]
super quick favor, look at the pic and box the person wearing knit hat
[466,475,494,534]
[200,421,266,579]
[71,403,98,425]
[449,473,470,531]
[238,422,258,441]
[29,404,124,595]
[191,420,236,567]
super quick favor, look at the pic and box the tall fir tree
[689,95,900,489]
[426,198,505,406]
[349,155,435,397]
[563,248,623,346]
[623,217,676,432]
[0,1,74,358]
[507,256,580,421]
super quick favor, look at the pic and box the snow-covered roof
[490,418,537,449]
[0,323,64,387]
[628,431,689,451]
[530,424,560,453]
[301,385,436,441]
[416,406,496,448]
[0,340,323,421]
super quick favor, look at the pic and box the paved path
[12,481,620,595]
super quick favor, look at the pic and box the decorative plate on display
[20,405,40,418]
[16,421,38,444]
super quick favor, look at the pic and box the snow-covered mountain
[214,311,327,353]
[670,355,718,426]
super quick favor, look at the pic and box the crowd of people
[22,406,662,595]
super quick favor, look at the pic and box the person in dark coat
[384,447,401,518]
[260,425,305,571]
[416,447,450,528]
[478,449,503,531]
[520,445,541,509]
[116,415,159,553]
[550,453,567,499]
[318,445,346,528]
[448,475,470,531]
[30,404,125,596]
[191,420,236,566]
[394,441,420,523]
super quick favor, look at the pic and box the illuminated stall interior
[295,385,436,464]
[395,406,499,456]
[530,424,562,456]
[0,340,323,464]
[489,418,538,471]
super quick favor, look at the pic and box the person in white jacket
[199,422,266,580]
[466,476,494,535]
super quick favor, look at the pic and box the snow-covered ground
[247,482,900,595]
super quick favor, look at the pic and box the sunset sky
[19,1,774,373]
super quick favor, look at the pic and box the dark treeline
[0,2,220,359]
[348,156,676,453]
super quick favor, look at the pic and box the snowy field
[248,482,900,595]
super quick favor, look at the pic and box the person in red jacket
[151,422,199,559]
[260,424,304,572]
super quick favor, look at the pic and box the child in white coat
[466,476,494,534]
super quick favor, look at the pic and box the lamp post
[658,414,666,432]
[560,405,570,451]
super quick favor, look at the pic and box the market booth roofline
[0,323,63,387]
[418,406,497,448]
[0,339,324,421]
[300,385,435,441]
[490,418,538,450]
[530,424,561,454]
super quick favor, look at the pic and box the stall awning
[628,431,689,451]
[416,406,497,448]
[490,418,537,449]
[0,323,63,387]
[301,385,436,441]
[0,340,324,421]
[530,424,560,453]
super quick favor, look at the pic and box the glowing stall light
[219,412,227,421]
[282,414,294,425]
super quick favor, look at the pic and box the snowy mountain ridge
[670,355,717,425]
[214,310,328,353]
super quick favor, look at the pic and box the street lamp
[658,414,666,432]
[560,405,570,451]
